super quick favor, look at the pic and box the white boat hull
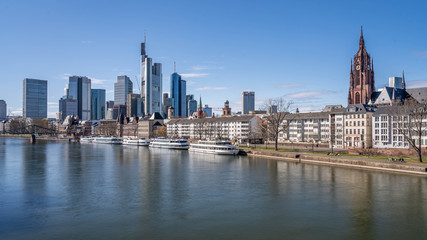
[149,144,189,150]
[189,147,239,155]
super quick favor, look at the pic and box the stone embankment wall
[248,150,427,175]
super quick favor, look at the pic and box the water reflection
[0,139,426,239]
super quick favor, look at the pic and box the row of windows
[345,121,365,127]
[346,129,365,135]
[345,114,365,119]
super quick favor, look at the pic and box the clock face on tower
[356,65,360,70]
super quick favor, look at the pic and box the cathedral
[348,27,375,105]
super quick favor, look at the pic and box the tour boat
[189,140,239,155]
[80,136,94,143]
[123,138,150,146]
[92,136,122,144]
[149,138,189,150]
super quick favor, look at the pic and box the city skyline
[1,1,427,118]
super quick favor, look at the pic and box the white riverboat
[149,138,189,150]
[92,136,122,144]
[80,136,94,143]
[189,140,239,155]
[123,138,150,146]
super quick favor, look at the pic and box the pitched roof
[406,87,427,103]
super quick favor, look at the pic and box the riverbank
[245,148,427,176]
[0,134,69,141]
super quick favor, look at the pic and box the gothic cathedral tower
[348,27,375,105]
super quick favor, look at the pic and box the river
[0,138,426,239]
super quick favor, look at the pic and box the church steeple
[402,70,406,89]
[359,26,365,49]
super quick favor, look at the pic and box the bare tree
[261,98,293,151]
[390,100,427,163]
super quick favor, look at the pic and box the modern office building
[163,93,171,118]
[170,72,187,117]
[113,105,127,119]
[64,76,91,120]
[141,40,163,116]
[188,99,197,117]
[59,97,78,120]
[0,100,6,120]
[91,89,106,120]
[203,105,213,117]
[23,78,48,118]
[269,105,278,114]
[186,94,194,117]
[114,75,133,105]
[127,93,143,117]
[242,91,255,115]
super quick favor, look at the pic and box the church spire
[402,70,406,89]
[359,26,365,49]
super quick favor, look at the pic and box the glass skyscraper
[91,89,106,120]
[242,91,255,114]
[170,72,186,117]
[114,75,133,105]
[63,76,91,120]
[141,40,163,116]
[23,78,47,118]
[0,100,6,120]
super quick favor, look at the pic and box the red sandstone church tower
[348,27,375,105]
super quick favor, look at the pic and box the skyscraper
[242,91,255,114]
[127,93,143,117]
[66,76,91,120]
[163,93,171,118]
[188,99,197,117]
[59,97,77,120]
[186,94,194,117]
[141,40,163,116]
[91,89,106,120]
[0,100,6,120]
[114,75,133,105]
[23,78,47,118]
[170,72,187,117]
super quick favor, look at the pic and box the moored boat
[92,136,122,144]
[80,136,94,143]
[123,138,150,146]
[149,138,189,150]
[189,140,239,155]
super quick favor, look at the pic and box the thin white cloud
[297,105,324,112]
[413,51,427,58]
[284,91,335,99]
[186,80,196,86]
[277,83,302,88]
[181,73,210,78]
[192,66,209,71]
[406,80,427,88]
[195,86,228,91]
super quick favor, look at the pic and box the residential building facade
[166,115,259,142]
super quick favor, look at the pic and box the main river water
[1,138,426,239]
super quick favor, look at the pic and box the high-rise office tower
[242,91,255,114]
[163,93,171,118]
[91,89,106,120]
[141,40,162,116]
[114,75,133,105]
[186,94,194,117]
[127,93,143,117]
[0,100,6,120]
[170,72,186,117]
[65,76,91,120]
[188,99,197,117]
[59,97,78,120]
[23,78,48,118]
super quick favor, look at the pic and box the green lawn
[240,146,426,164]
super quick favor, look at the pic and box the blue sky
[0,0,426,117]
